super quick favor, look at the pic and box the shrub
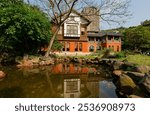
[116,51,126,58]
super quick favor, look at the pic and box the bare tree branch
[30,0,131,56]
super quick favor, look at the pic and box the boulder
[113,61,124,70]
[122,62,136,71]
[71,58,80,63]
[0,71,6,79]
[22,60,33,67]
[123,62,135,67]
[0,53,16,66]
[44,60,54,65]
[116,74,136,95]
[39,61,45,66]
[142,72,150,93]
[128,95,142,98]
[113,70,122,77]
[126,72,145,83]
[31,57,40,64]
[134,65,150,73]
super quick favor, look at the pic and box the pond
[0,63,118,98]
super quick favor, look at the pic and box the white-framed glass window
[66,25,78,35]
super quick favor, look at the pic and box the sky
[27,0,150,30]
[101,0,150,30]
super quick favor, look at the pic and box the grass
[120,54,150,66]
[56,51,150,67]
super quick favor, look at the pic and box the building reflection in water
[0,63,118,98]
[51,63,96,74]
[50,63,117,98]
[64,79,80,98]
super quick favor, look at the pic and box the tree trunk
[45,26,60,57]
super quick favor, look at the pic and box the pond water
[0,63,118,98]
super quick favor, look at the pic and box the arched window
[75,42,78,51]
[62,42,65,51]
[89,45,94,52]
[117,46,120,52]
[66,42,70,51]
[112,46,114,51]
[79,43,82,51]
[96,46,101,51]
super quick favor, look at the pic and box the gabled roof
[70,9,91,24]
[88,32,123,37]
[51,9,91,25]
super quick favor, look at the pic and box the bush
[0,0,51,55]
[116,51,126,58]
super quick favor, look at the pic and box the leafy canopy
[0,0,51,55]
[123,25,150,51]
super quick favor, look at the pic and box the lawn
[120,54,150,66]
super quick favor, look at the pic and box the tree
[141,20,150,26]
[0,0,51,55]
[123,26,150,51]
[31,0,131,57]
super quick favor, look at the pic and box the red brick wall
[82,42,88,52]
[69,42,75,52]
[52,23,122,53]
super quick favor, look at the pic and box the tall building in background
[82,7,100,33]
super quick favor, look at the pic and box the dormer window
[66,25,78,35]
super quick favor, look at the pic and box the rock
[0,53,16,66]
[0,71,6,79]
[126,72,145,83]
[64,58,70,62]
[23,54,29,60]
[71,58,80,63]
[39,61,45,66]
[113,61,124,70]
[122,62,136,71]
[22,60,33,67]
[17,59,33,67]
[142,72,150,93]
[113,70,122,76]
[116,74,136,95]
[134,65,150,73]
[44,60,54,65]
[128,95,142,98]
[100,58,110,65]
[31,57,40,64]
[15,56,23,64]
[123,62,135,67]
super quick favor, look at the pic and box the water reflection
[51,63,96,74]
[0,63,117,98]
[64,79,80,98]
[99,81,118,98]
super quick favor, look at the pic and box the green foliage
[115,51,126,58]
[141,20,150,26]
[52,38,63,51]
[0,0,51,55]
[104,19,150,52]
[123,25,150,51]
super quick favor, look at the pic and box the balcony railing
[64,33,80,37]
[64,29,80,37]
